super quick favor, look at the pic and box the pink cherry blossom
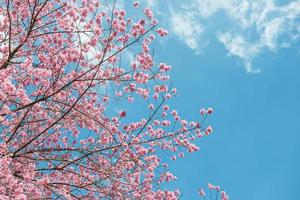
[133,1,140,8]
[207,107,214,114]
[200,108,206,115]
[199,188,205,196]
[144,7,154,19]
[0,1,219,199]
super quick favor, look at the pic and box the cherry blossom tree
[0,0,222,199]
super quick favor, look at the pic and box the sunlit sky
[127,0,300,199]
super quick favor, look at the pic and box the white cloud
[260,18,283,50]
[258,1,300,49]
[195,0,238,18]
[217,33,261,73]
[170,11,204,54]
[168,0,300,73]
[145,0,156,8]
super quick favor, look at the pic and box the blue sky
[132,0,300,199]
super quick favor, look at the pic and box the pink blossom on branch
[199,183,229,200]
[0,0,221,199]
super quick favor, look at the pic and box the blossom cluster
[199,183,229,200]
